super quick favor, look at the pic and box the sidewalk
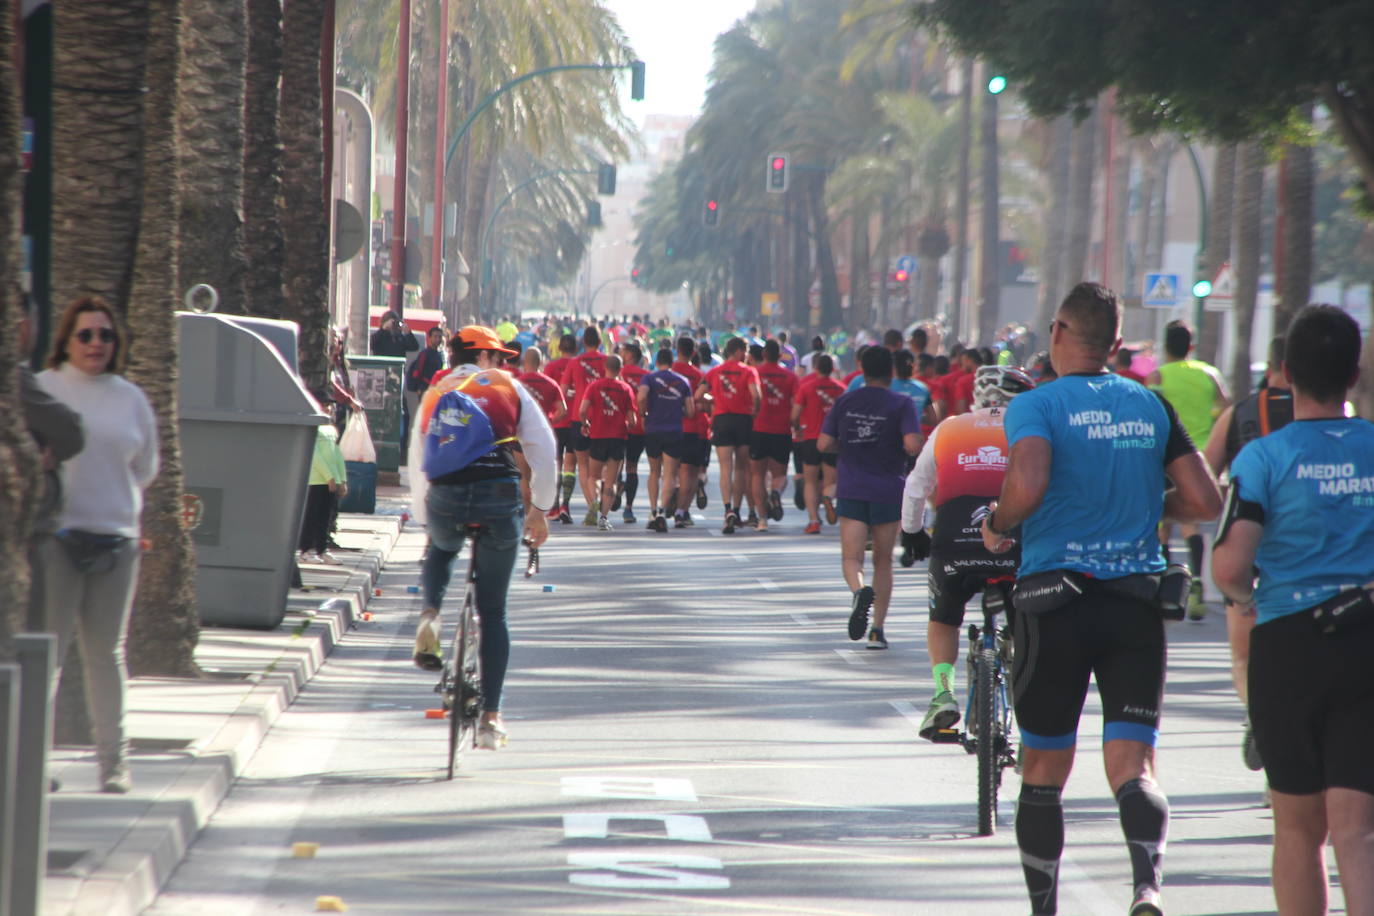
[41,494,411,916]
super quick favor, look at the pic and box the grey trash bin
[177,312,329,628]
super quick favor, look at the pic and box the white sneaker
[597,515,613,531]
[317,551,340,565]
[476,722,509,750]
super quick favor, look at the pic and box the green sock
[933,663,955,696]
[560,472,575,506]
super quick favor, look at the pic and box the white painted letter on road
[561,776,698,802]
[563,813,713,842]
[567,853,730,890]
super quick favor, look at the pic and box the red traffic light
[771,157,785,171]
[706,200,718,211]
[894,269,909,283]
[631,268,639,278]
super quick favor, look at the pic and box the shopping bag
[339,410,376,464]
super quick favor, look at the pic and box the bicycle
[929,576,1018,835]
[433,524,485,779]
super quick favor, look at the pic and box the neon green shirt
[1154,359,1222,444]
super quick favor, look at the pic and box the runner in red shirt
[696,337,761,533]
[949,349,981,415]
[543,333,580,522]
[791,353,845,533]
[563,327,610,525]
[751,339,797,531]
[615,340,650,524]
[578,355,637,530]
[672,337,709,526]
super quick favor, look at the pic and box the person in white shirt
[36,297,159,794]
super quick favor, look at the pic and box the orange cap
[450,325,517,356]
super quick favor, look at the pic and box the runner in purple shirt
[637,349,696,531]
[818,346,923,649]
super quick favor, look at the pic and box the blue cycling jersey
[1006,373,1180,578]
[1231,417,1374,623]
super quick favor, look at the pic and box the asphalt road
[149,492,1296,915]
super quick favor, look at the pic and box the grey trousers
[33,534,140,766]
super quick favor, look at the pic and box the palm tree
[1275,104,1315,334]
[244,0,287,319]
[1200,144,1237,364]
[279,0,331,393]
[176,0,249,315]
[1033,114,1072,331]
[1230,142,1264,398]
[1063,102,1098,286]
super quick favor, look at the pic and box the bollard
[10,635,55,916]
[0,663,19,916]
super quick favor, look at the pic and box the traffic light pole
[1183,143,1210,332]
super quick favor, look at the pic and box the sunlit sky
[603,1,759,123]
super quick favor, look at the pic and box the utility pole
[428,0,449,311]
[952,58,973,334]
[387,0,411,315]
[977,64,1001,347]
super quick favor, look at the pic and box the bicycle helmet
[972,364,1035,409]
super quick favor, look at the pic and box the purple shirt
[821,384,920,504]
[641,368,692,434]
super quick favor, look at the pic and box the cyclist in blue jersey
[1212,305,1374,916]
[981,283,1221,916]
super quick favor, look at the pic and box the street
[149,500,1288,915]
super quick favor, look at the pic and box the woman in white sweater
[37,296,158,794]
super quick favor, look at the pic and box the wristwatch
[986,505,1012,537]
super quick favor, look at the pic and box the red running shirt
[620,364,649,434]
[704,360,759,416]
[518,370,566,427]
[672,361,708,435]
[582,377,636,440]
[754,362,797,435]
[795,373,846,441]
[564,351,609,421]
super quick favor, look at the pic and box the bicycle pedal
[929,728,962,744]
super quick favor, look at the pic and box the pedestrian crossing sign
[1143,273,1179,308]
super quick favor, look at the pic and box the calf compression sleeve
[1017,784,1064,915]
[1186,534,1204,577]
[559,472,575,508]
[624,471,638,509]
[1116,778,1168,892]
[933,663,955,695]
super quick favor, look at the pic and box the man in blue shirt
[1212,304,1374,916]
[637,348,695,532]
[981,282,1221,916]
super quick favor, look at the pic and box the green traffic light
[1192,279,1213,298]
[987,75,1007,95]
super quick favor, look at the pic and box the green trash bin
[348,355,404,471]
[177,313,330,628]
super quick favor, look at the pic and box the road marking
[832,648,868,665]
[1059,851,1124,912]
[567,852,730,890]
[790,613,814,626]
[564,813,713,842]
[888,699,925,732]
[732,554,748,562]
[561,775,698,801]
[755,576,778,590]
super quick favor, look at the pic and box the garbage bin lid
[177,313,329,426]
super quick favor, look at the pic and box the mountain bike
[929,577,1018,835]
[434,525,484,779]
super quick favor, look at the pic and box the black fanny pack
[1014,564,1191,619]
[1013,570,1087,615]
[54,528,131,575]
[1310,582,1374,637]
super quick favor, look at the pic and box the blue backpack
[422,387,499,480]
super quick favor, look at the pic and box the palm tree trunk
[0,0,42,651]
[244,0,287,319]
[177,0,248,314]
[873,200,890,328]
[126,0,200,678]
[916,216,948,322]
[1148,140,1174,273]
[811,175,843,331]
[1276,104,1314,334]
[1063,103,1098,286]
[279,0,331,393]
[460,146,496,322]
[1133,139,1156,296]
[952,57,973,334]
[1034,114,1072,331]
[849,208,872,329]
[1230,143,1263,398]
[1109,119,1131,293]
[1200,144,1237,364]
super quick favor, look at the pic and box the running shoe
[1241,718,1263,771]
[696,479,708,509]
[650,514,669,533]
[476,721,509,750]
[680,512,694,527]
[558,508,573,525]
[583,509,597,527]
[848,586,874,640]
[723,511,739,534]
[622,508,636,524]
[746,509,760,528]
[1186,580,1207,621]
[822,495,838,525]
[866,627,888,650]
[919,690,961,739]
[793,480,806,510]
[674,512,690,529]
[612,489,623,512]
[316,550,340,565]
[768,489,784,521]
[597,515,613,531]
[412,612,443,671]
[804,521,821,535]
[546,506,561,521]
[1128,885,1163,916]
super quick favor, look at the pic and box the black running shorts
[588,438,626,463]
[681,433,709,467]
[796,438,837,468]
[644,431,684,461]
[1012,590,1165,751]
[570,425,591,452]
[711,413,752,448]
[1249,609,1374,795]
[749,431,792,465]
[928,555,1020,627]
[625,434,645,470]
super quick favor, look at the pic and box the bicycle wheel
[446,580,482,779]
[976,646,999,836]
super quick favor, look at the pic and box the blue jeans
[421,478,523,711]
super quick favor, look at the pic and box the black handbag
[54,528,131,575]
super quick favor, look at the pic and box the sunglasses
[75,328,117,344]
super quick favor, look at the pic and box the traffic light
[631,268,640,280]
[629,60,646,101]
[587,200,602,228]
[703,199,719,227]
[987,74,1007,95]
[893,269,909,284]
[597,163,617,195]
[766,152,789,193]
[1192,279,1213,299]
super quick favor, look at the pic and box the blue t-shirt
[1230,417,1374,623]
[821,385,920,505]
[641,368,692,434]
[1006,372,1190,578]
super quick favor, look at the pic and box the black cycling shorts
[625,434,645,470]
[681,433,709,468]
[1249,609,1374,795]
[711,413,752,448]
[1012,590,1165,751]
[796,438,837,468]
[749,431,792,465]
[588,438,626,463]
[554,426,572,458]
[644,431,684,461]
[928,556,1020,627]
[570,425,592,452]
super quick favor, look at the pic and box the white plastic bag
[339,410,377,464]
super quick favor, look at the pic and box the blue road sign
[1143,272,1179,308]
[895,254,916,275]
